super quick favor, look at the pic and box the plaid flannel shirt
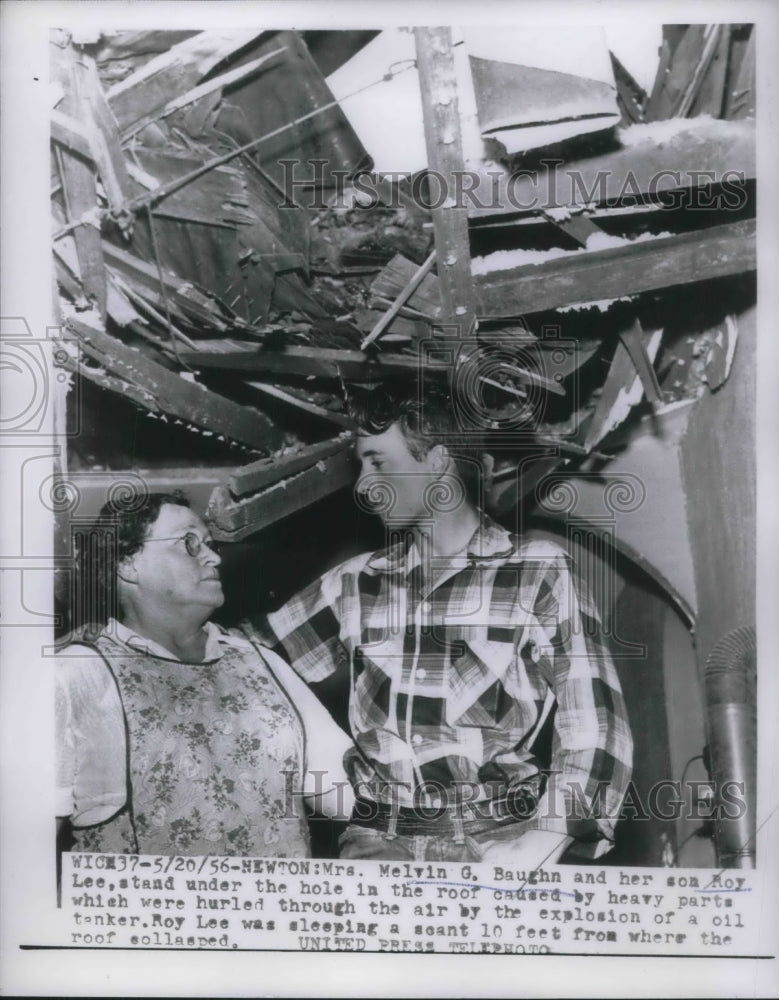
[265,518,633,856]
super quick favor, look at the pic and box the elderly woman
[56,490,353,857]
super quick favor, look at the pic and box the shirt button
[412,734,423,746]
[420,601,431,614]
[416,668,427,680]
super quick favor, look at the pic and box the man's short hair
[76,490,190,628]
[348,375,485,506]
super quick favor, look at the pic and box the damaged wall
[679,303,756,666]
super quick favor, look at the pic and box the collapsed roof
[51,24,756,573]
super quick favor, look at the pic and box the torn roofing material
[51,25,755,550]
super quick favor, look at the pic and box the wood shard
[66,318,277,450]
[228,436,352,497]
[584,326,663,451]
[207,449,354,540]
[107,30,265,134]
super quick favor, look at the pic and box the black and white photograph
[1,0,777,996]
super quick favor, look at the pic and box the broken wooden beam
[74,51,133,215]
[675,25,724,117]
[54,144,107,320]
[228,436,352,497]
[414,27,476,338]
[368,253,442,321]
[51,43,112,319]
[129,149,256,228]
[129,47,286,138]
[474,218,756,317]
[618,319,663,404]
[107,30,265,135]
[609,51,646,125]
[726,27,755,120]
[583,326,663,451]
[101,241,232,329]
[65,318,278,451]
[207,448,354,540]
[245,382,353,428]
[177,345,428,380]
[361,250,436,349]
[466,117,755,218]
[51,110,92,160]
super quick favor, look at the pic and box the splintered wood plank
[414,27,476,338]
[207,449,354,540]
[583,324,663,451]
[675,25,724,117]
[361,251,437,348]
[101,241,231,329]
[245,382,353,428]
[52,42,107,319]
[73,52,133,212]
[66,318,277,450]
[645,37,673,122]
[130,149,256,228]
[475,219,756,317]
[370,254,442,319]
[177,345,430,380]
[609,51,646,125]
[618,320,662,403]
[688,25,730,118]
[51,111,92,159]
[55,148,107,319]
[149,47,285,127]
[228,436,352,497]
[645,25,707,121]
[107,30,265,134]
[726,28,755,120]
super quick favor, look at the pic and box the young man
[264,379,633,865]
[56,491,353,857]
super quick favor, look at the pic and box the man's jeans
[339,821,532,863]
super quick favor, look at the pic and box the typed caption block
[61,854,760,956]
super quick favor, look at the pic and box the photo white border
[1,0,777,995]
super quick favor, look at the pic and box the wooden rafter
[414,27,476,338]
[207,449,354,541]
[475,219,755,317]
[64,318,278,451]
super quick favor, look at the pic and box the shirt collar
[103,618,237,662]
[365,516,516,574]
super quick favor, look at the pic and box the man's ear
[429,443,452,476]
[116,555,139,585]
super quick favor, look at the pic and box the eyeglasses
[144,532,221,558]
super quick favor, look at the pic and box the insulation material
[619,114,720,147]
[558,296,636,314]
[471,230,671,275]
[466,27,620,154]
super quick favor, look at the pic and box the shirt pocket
[445,628,517,728]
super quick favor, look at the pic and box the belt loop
[385,800,399,841]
